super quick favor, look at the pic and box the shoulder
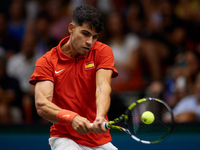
[92,41,113,55]
[36,47,58,67]
[93,41,111,51]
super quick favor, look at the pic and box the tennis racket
[104,97,174,144]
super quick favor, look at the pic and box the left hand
[92,116,108,134]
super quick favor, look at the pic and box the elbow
[35,99,46,117]
[36,108,43,118]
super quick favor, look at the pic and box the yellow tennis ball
[141,111,155,124]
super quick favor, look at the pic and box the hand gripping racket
[104,97,174,144]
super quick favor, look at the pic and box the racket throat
[121,128,131,136]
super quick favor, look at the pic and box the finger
[96,120,104,128]
[77,126,89,134]
[80,121,94,134]
[96,121,108,133]
[100,124,108,132]
[92,122,103,133]
[74,122,89,134]
[85,122,94,133]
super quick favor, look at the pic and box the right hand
[71,115,93,134]
[92,116,108,134]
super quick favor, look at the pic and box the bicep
[96,69,112,95]
[96,69,112,86]
[35,80,54,106]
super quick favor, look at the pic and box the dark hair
[72,5,104,33]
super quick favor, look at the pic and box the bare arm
[93,69,113,133]
[35,80,61,123]
[35,80,93,134]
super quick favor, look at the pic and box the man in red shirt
[30,5,118,150]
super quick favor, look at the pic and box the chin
[82,50,90,55]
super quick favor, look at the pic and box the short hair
[72,5,104,33]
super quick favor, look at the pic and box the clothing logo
[55,68,65,74]
[85,61,95,70]
[61,115,70,118]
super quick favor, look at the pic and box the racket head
[107,97,174,144]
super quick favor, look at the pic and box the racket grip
[103,122,109,129]
[90,122,109,129]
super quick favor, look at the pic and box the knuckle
[79,122,84,127]
[74,126,78,131]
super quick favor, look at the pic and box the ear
[68,23,75,34]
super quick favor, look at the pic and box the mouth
[83,47,90,51]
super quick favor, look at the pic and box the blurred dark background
[0,0,200,149]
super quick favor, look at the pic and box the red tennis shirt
[29,36,118,147]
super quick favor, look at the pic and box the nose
[86,36,93,46]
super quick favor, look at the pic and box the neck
[61,38,79,58]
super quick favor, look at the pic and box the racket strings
[128,100,173,142]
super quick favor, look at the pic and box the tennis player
[29,5,118,150]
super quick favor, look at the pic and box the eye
[82,32,90,37]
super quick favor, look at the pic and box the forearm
[95,69,113,118]
[96,75,111,117]
[35,97,61,123]
[94,76,112,133]
[96,82,111,118]
[35,81,78,125]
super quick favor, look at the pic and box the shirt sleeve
[29,55,54,85]
[96,44,118,78]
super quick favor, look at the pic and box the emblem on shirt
[55,68,65,74]
[85,61,95,70]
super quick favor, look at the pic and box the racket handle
[90,122,109,129]
[103,122,109,129]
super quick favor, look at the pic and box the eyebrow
[82,30,100,37]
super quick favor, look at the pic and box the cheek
[71,35,80,48]
[73,34,85,45]
[92,39,97,45]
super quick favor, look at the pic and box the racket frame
[104,97,174,144]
